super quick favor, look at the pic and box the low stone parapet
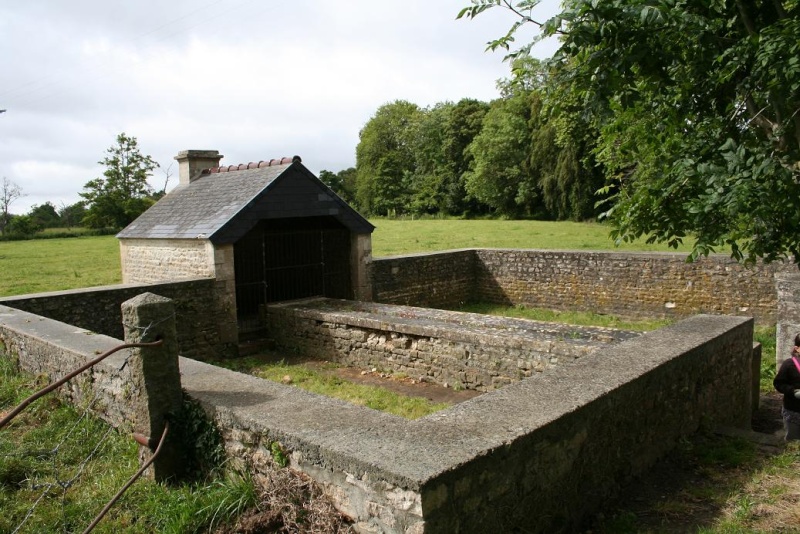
[265,298,640,391]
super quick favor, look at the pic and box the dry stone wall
[372,249,785,325]
[371,250,475,308]
[0,278,233,360]
[265,298,640,391]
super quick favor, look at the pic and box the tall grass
[0,354,256,533]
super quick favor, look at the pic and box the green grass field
[0,219,706,298]
[0,236,121,296]
[371,218,703,257]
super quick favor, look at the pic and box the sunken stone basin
[265,298,641,391]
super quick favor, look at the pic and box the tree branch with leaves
[461,0,800,265]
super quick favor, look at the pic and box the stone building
[117,149,374,348]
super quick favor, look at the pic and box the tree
[440,98,491,215]
[1,176,24,236]
[28,201,60,228]
[58,201,87,230]
[355,101,420,216]
[464,93,538,217]
[460,0,800,264]
[408,102,454,215]
[81,133,159,229]
[319,168,357,205]
[6,214,41,238]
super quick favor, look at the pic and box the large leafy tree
[58,201,87,230]
[28,201,60,228]
[81,133,159,229]
[464,92,538,217]
[355,101,420,216]
[460,0,800,264]
[439,98,491,215]
[408,102,454,215]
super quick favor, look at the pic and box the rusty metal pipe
[0,340,162,430]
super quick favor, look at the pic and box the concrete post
[122,292,183,482]
[776,272,800,370]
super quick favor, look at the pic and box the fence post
[121,292,183,482]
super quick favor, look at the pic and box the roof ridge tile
[203,156,297,175]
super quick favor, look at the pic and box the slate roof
[117,158,374,244]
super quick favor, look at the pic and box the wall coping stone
[267,297,640,350]
[0,277,213,303]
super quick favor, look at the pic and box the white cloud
[0,0,561,214]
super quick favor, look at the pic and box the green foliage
[355,100,421,215]
[465,92,536,217]
[171,391,225,481]
[270,441,288,468]
[5,214,42,238]
[440,98,491,215]
[463,0,800,265]
[27,201,60,228]
[319,167,357,205]
[81,132,159,229]
[755,325,777,392]
[57,201,87,230]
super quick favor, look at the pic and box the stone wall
[0,278,234,360]
[120,238,215,283]
[372,250,476,308]
[775,272,800,366]
[0,305,756,533]
[0,306,140,432]
[372,249,785,325]
[266,298,640,391]
[418,316,755,533]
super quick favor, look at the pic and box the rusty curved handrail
[0,340,162,430]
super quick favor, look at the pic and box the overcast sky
[1,0,559,214]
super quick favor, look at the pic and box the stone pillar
[212,243,239,356]
[775,272,800,368]
[122,292,183,482]
[351,233,373,301]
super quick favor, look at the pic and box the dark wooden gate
[234,217,351,332]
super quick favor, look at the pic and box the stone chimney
[175,150,223,185]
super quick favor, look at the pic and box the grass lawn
[0,219,710,298]
[0,236,121,297]
[370,218,705,257]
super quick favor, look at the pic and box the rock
[281,375,292,384]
